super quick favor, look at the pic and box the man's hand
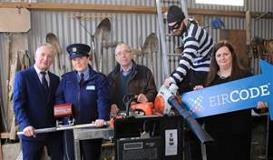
[23,126,36,137]
[163,77,173,87]
[95,119,105,127]
[193,85,204,90]
[137,93,148,103]
[110,104,120,118]
[255,101,268,114]
[257,101,267,110]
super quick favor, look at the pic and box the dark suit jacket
[13,66,60,141]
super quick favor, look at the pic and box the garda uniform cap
[167,5,185,24]
[67,43,91,59]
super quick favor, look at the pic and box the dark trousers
[21,133,63,160]
[178,70,208,160]
[206,133,251,160]
[184,129,202,160]
[64,130,102,160]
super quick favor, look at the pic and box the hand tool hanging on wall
[130,33,158,73]
[77,17,111,72]
[2,33,12,132]
[155,0,169,77]
[95,18,111,72]
[90,35,99,71]
[141,33,159,73]
[46,32,64,75]
[77,17,99,71]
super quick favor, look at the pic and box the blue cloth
[13,66,63,159]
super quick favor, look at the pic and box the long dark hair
[206,40,246,86]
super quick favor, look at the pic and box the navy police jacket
[55,66,110,124]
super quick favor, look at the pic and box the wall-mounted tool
[46,32,66,75]
[131,33,159,73]
[94,18,111,72]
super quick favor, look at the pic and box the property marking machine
[54,103,75,127]
[17,103,108,135]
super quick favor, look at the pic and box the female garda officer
[55,43,110,160]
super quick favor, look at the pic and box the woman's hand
[193,85,204,90]
[95,119,105,127]
[257,101,268,110]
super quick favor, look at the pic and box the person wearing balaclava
[162,5,215,160]
[163,5,214,93]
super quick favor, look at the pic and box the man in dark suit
[13,43,63,160]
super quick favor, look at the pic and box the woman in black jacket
[194,40,265,160]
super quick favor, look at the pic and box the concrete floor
[2,142,20,160]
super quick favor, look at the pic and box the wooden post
[0,139,3,160]
[245,11,253,73]
[245,10,251,46]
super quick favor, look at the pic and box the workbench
[73,127,114,160]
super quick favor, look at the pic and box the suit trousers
[21,133,63,160]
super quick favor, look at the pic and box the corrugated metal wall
[0,0,273,130]
[1,0,272,84]
[28,10,159,76]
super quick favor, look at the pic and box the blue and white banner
[181,60,273,120]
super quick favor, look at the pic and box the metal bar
[17,127,57,135]
[180,0,189,17]
[156,0,170,78]
[17,122,108,135]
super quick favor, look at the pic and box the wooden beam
[190,8,245,17]
[0,132,10,139]
[246,10,251,45]
[0,2,157,14]
[0,2,272,18]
